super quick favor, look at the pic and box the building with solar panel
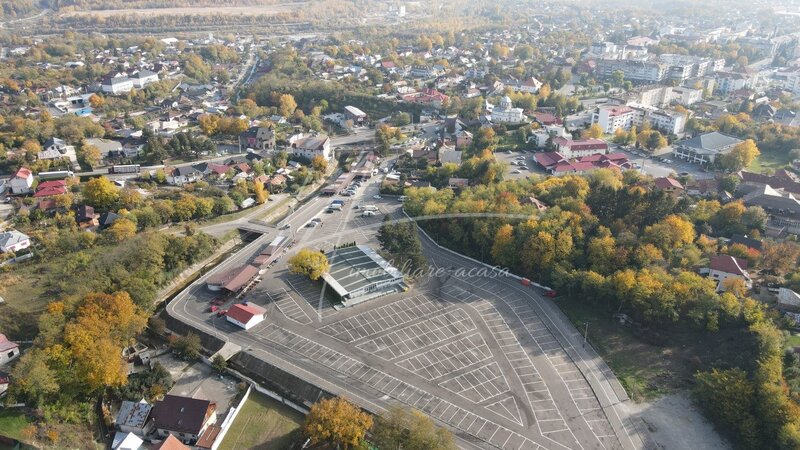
[321,245,404,306]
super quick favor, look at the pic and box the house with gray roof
[742,184,800,234]
[0,230,30,253]
[672,132,742,165]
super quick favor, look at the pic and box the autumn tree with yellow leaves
[304,397,373,449]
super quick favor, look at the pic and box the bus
[38,170,74,180]
[108,164,141,174]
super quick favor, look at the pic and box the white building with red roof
[9,167,33,194]
[552,137,609,159]
[708,255,752,291]
[592,105,635,134]
[225,302,267,330]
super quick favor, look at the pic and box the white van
[363,205,378,212]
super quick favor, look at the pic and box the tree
[211,354,228,373]
[78,144,102,168]
[304,397,373,449]
[694,368,759,449]
[761,241,800,276]
[720,139,760,171]
[88,94,105,108]
[83,176,120,209]
[582,123,604,139]
[643,215,695,250]
[288,248,330,281]
[198,114,220,136]
[106,217,137,241]
[254,181,268,204]
[172,333,202,360]
[311,154,328,172]
[10,350,59,406]
[372,407,457,450]
[278,93,298,118]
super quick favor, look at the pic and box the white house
[111,432,144,450]
[288,133,332,160]
[102,75,134,95]
[511,77,543,94]
[708,255,752,291]
[552,137,609,159]
[130,70,159,89]
[225,302,267,330]
[9,167,33,194]
[43,137,68,154]
[0,334,20,366]
[166,166,203,186]
[0,230,30,253]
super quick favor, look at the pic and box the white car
[362,210,376,217]
[373,195,382,199]
[512,170,521,174]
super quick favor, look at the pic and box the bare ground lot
[61,3,305,18]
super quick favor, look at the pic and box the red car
[216,309,227,317]
[544,290,558,298]
[209,305,218,313]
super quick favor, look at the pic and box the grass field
[748,150,792,173]
[556,296,754,402]
[0,263,51,339]
[0,410,33,442]
[218,391,304,450]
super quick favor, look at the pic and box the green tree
[372,407,457,450]
[172,333,202,360]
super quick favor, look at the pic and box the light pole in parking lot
[583,322,589,348]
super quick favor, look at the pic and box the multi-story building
[597,58,666,83]
[714,71,757,94]
[645,108,687,135]
[490,96,526,124]
[591,105,634,133]
[288,133,332,160]
[670,86,703,105]
[552,137,609,159]
[786,70,800,96]
[101,75,134,95]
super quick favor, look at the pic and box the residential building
[552,137,609,159]
[490,96,526,124]
[225,302,267,330]
[708,255,752,291]
[714,71,757,95]
[166,166,203,185]
[654,177,684,196]
[592,105,634,133]
[646,108,687,135]
[112,432,144,450]
[529,125,571,148]
[238,126,275,152]
[438,146,463,165]
[43,137,68,154]
[9,167,33,194]
[672,132,742,165]
[102,75,134,95]
[151,395,217,445]
[670,86,703,105]
[737,170,800,196]
[597,58,666,83]
[154,435,190,450]
[786,70,800,96]
[0,230,30,253]
[34,180,68,198]
[509,77,543,94]
[0,334,20,366]
[288,133,332,160]
[116,399,153,436]
[742,184,800,234]
[401,88,449,109]
[129,70,159,89]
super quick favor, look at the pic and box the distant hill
[47,0,284,11]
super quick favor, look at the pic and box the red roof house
[226,302,267,330]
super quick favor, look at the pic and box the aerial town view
[2,0,800,449]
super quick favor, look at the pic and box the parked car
[373,195,382,199]
[209,305,218,313]
[512,170,521,174]
[216,309,227,317]
[544,290,558,298]
[362,210,376,217]
[280,223,291,230]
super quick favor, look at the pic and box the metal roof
[321,245,402,298]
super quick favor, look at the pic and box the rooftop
[116,399,152,429]
[321,245,403,298]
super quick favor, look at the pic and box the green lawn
[748,151,792,173]
[786,333,800,349]
[0,262,52,339]
[0,409,33,442]
[218,391,305,450]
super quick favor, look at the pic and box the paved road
[166,173,647,449]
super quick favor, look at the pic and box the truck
[108,164,141,174]
[38,170,74,180]
[328,203,343,211]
